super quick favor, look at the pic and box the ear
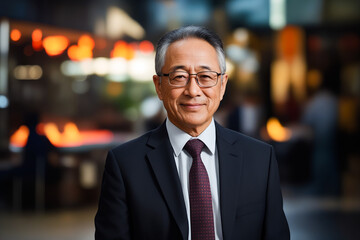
[219,73,228,101]
[153,75,163,100]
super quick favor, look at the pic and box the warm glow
[80,130,114,146]
[66,35,95,61]
[68,45,79,61]
[43,36,69,56]
[32,40,43,51]
[111,41,135,60]
[78,35,95,50]
[139,40,154,54]
[32,29,42,41]
[68,45,93,61]
[44,123,62,146]
[10,29,21,41]
[13,65,43,80]
[43,122,113,147]
[266,117,292,142]
[63,122,82,145]
[10,125,29,148]
[10,122,114,149]
[271,26,306,105]
[32,29,43,51]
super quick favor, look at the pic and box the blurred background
[0,0,359,239]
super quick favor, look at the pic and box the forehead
[167,38,216,55]
[164,38,219,70]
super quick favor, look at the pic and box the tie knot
[184,139,205,159]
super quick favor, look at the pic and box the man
[95,26,290,240]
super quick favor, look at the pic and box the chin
[182,117,209,128]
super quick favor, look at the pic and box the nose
[184,75,202,97]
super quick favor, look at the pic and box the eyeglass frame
[157,70,225,88]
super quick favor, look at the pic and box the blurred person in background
[301,71,340,196]
[21,111,56,209]
[0,111,56,210]
[226,90,264,139]
[95,26,289,240]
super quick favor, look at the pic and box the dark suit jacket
[95,122,290,239]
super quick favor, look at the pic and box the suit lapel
[146,123,188,240]
[216,123,244,239]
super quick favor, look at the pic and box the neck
[168,118,212,137]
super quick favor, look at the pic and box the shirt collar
[166,118,216,157]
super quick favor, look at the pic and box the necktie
[184,139,215,240]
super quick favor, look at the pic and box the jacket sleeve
[95,150,131,240]
[263,146,290,240]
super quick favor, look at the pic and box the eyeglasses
[158,70,224,88]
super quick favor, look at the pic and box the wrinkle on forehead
[164,38,220,73]
[168,65,213,72]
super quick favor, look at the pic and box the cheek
[205,89,222,104]
[163,90,181,108]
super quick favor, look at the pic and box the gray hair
[155,26,226,75]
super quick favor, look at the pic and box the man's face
[153,38,228,136]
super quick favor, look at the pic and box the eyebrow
[198,65,212,71]
[170,65,186,72]
[170,65,213,72]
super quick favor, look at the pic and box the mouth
[180,103,205,111]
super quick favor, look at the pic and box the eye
[198,72,216,81]
[171,72,188,81]
[198,73,212,79]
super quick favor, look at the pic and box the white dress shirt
[166,118,223,240]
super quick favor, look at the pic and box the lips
[180,103,205,110]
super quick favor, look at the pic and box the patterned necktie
[184,139,215,240]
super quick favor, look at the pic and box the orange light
[44,123,62,146]
[111,40,135,60]
[111,41,127,58]
[67,45,79,60]
[43,36,69,56]
[77,46,93,59]
[32,40,43,51]
[43,122,113,147]
[66,35,95,61]
[11,122,114,148]
[67,45,93,61]
[32,29,43,51]
[266,117,292,142]
[126,45,135,60]
[80,130,114,146]
[78,35,95,50]
[139,40,154,53]
[63,122,82,145]
[10,29,21,42]
[32,29,42,42]
[10,125,29,148]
